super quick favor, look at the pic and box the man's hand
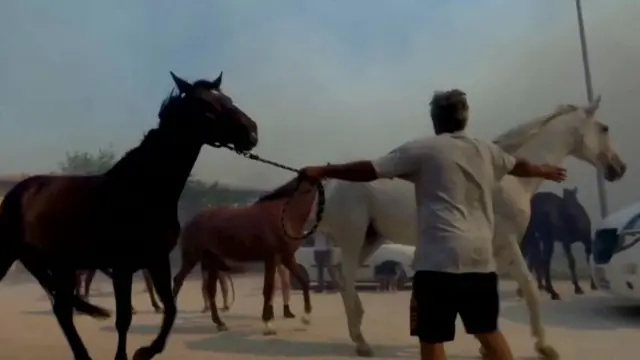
[540,164,567,182]
[299,166,328,182]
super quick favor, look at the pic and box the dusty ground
[0,273,639,360]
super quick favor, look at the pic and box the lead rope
[219,144,325,240]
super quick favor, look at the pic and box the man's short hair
[429,89,468,134]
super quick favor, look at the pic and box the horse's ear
[585,94,602,117]
[211,71,223,89]
[170,71,192,94]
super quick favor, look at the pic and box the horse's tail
[223,272,236,309]
[0,182,29,280]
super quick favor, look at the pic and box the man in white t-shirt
[299,89,566,360]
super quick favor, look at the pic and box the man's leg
[411,271,457,360]
[458,273,514,360]
[314,250,327,293]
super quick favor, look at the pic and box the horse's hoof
[575,287,585,295]
[216,323,229,332]
[132,346,154,360]
[355,343,373,357]
[591,284,597,291]
[536,343,560,360]
[153,307,163,314]
[550,293,561,300]
[301,314,311,325]
[263,322,277,336]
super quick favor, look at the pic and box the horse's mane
[104,130,164,177]
[255,177,299,203]
[492,104,579,154]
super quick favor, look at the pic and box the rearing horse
[0,71,258,360]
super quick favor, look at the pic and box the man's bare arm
[508,158,566,182]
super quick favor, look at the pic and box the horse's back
[184,205,281,262]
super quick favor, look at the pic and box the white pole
[575,0,608,218]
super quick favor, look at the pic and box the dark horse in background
[0,72,258,360]
[520,187,596,300]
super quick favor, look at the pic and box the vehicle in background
[292,237,415,290]
[591,202,640,299]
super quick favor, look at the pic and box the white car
[591,201,640,299]
[292,237,415,289]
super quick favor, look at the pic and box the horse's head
[568,95,626,182]
[158,72,258,152]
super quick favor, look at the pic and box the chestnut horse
[172,176,319,335]
[0,72,258,360]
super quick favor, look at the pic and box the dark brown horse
[0,71,258,360]
[172,176,318,335]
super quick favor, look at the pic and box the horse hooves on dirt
[263,322,277,336]
[536,343,560,360]
[301,314,311,325]
[215,323,229,332]
[355,344,373,357]
[132,346,155,360]
[550,293,561,300]
[153,307,163,314]
[574,288,585,295]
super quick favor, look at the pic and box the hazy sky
[1,1,639,220]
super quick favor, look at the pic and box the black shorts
[410,271,499,343]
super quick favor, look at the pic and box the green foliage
[59,147,117,175]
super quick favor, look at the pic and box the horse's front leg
[133,258,177,360]
[52,269,93,360]
[112,270,133,360]
[499,239,559,360]
[262,259,277,335]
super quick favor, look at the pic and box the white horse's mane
[492,104,579,155]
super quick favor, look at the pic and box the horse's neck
[106,128,202,204]
[511,124,574,196]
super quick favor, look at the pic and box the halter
[216,143,325,240]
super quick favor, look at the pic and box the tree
[58,147,117,175]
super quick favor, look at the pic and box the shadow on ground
[185,329,417,358]
[501,293,640,330]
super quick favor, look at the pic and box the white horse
[315,96,626,359]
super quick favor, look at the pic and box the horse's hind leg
[562,242,584,295]
[262,258,278,335]
[282,255,311,325]
[52,269,93,360]
[112,269,134,360]
[133,257,177,360]
[205,267,227,331]
[171,251,199,298]
[142,270,162,313]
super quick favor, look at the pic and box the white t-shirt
[372,132,516,274]
[314,232,329,250]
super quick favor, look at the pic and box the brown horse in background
[0,72,258,360]
[172,176,319,335]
